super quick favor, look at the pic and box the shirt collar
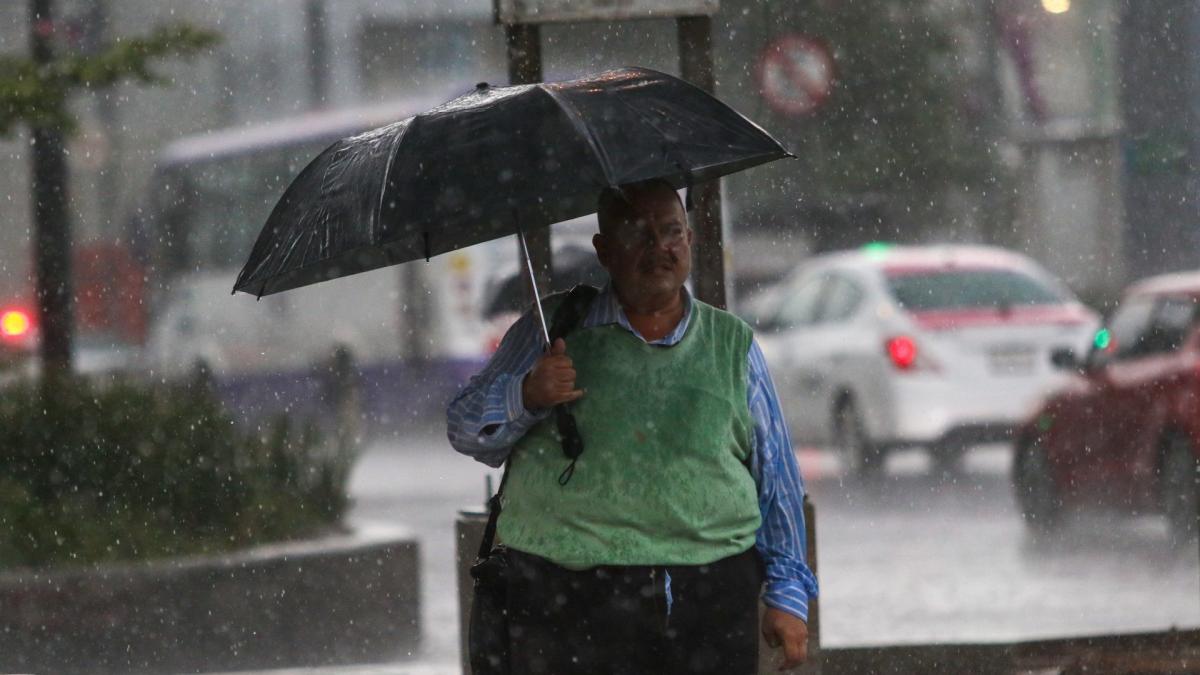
[583,281,693,346]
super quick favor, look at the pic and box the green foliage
[786,0,991,196]
[0,375,356,568]
[0,23,219,136]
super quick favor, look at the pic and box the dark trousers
[505,547,763,674]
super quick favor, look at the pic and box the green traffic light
[1094,328,1111,350]
[862,241,893,259]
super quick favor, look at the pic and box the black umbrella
[233,66,790,483]
[233,66,790,341]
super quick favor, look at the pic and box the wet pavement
[809,448,1200,644]
[210,433,1200,674]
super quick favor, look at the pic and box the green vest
[498,299,760,567]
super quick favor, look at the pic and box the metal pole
[518,228,552,347]
[30,0,74,377]
[506,23,553,293]
[305,0,329,109]
[677,15,727,310]
[758,495,821,674]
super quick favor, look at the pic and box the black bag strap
[476,283,599,559]
[547,284,598,484]
[548,284,600,344]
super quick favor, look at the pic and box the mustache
[639,254,678,270]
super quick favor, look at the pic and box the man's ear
[593,233,611,270]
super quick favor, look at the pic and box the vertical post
[457,507,489,675]
[677,15,727,310]
[84,0,119,233]
[505,23,553,293]
[30,0,74,377]
[978,0,1010,248]
[306,0,329,109]
[801,495,821,673]
[758,495,821,674]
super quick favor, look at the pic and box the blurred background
[0,1,1197,673]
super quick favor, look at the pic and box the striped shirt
[446,283,818,621]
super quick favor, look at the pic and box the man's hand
[521,338,584,410]
[762,607,808,670]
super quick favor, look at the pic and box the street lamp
[1042,0,1070,14]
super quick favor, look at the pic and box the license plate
[988,344,1036,375]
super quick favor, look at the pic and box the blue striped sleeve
[747,339,820,622]
[446,310,550,467]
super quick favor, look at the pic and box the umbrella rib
[631,66,789,147]
[375,116,418,239]
[539,86,618,187]
[234,234,424,296]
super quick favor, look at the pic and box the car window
[816,274,864,323]
[1137,296,1199,356]
[774,273,828,329]
[885,268,1064,311]
[738,285,785,330]
[1099,295,1157,361]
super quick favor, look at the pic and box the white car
[746,244,1100,475]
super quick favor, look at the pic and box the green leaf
[0,22,220,137]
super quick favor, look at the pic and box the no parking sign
[757,34,835,116]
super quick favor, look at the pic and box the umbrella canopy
[233,66,790,298]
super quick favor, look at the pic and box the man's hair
[596,179,685,236]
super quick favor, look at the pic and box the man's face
[594,189,692,302]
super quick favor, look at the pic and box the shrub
[0,374,356,568]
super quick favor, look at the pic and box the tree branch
[0,23,220,137]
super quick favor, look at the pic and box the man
[447,180,816,673]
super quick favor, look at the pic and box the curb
[0,523,420,675]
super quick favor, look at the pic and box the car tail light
[886,335,919,370]
[1,308,32,342]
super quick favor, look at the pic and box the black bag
[467,284,598,675]
[467,493,512,674]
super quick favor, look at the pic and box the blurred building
[1119,0,1200,283]
[0,0,1181,315]
[0,0,692,307]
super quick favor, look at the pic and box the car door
[800,272,871,443]
[1079,294,1158,502]
[1100,295,1197,506]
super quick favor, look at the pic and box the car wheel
[1013,439,1062,534]
[1161,435,1198,547]
[834,398,882,477]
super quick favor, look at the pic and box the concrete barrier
[0,523,420,675]
[822,629,1200,674]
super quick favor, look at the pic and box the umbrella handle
[556,404,584,485]
[556,405,584,459]
[520,226,584,484]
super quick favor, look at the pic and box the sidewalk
[208,661,459,675]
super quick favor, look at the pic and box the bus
[134,94,517,435]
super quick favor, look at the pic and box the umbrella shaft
[518,229,552,348]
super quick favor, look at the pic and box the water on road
[345,434,1200,669]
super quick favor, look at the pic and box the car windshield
[885,267,1065,311]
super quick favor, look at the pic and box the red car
[1013,271,1200,544]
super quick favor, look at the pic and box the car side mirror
[1049,347,1082,372]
